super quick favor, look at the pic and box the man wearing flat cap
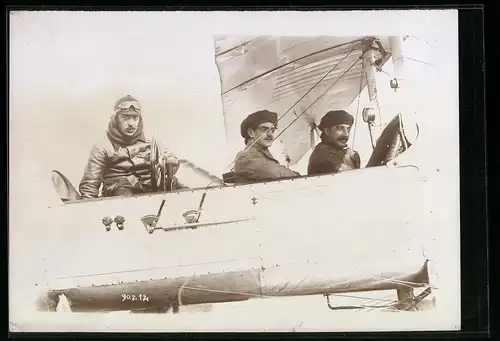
[307,110,361,176]
[233,110,300,184]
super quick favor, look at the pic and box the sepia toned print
[39,35,432,313]
[9,10,460,332]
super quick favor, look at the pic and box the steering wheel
[150,137,165,191]
[150,137,174,191]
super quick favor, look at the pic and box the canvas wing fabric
[213,35,392,166]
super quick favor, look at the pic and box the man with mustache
[79,95,180,199]
[233,110,300,184]
[307,110,361,176]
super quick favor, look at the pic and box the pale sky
[9,10,458,181]
[9,10,460,331]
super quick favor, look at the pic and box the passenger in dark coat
[233,110,300,184]
[307,110,361,176]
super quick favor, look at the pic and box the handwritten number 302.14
[121,294,150,302]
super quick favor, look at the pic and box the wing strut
[362,48,383,136]
[324,286,432,312]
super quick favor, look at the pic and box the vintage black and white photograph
[9,10,460,332]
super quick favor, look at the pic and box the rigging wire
[404,56,436,67]
[202,41,365,190]
[161,38,434,192]
[222,38,366,96]
[404,35,433,46]
[324,293,399,310]
[274,41,364,128]
[351,69,364,150]
[179,284,428,311]
[370,276,438,290]
[273,54,366,142]
[180,285,393,301]
[376,66,399,81]
[373,55,435,82]
[326,292,397,303]
[215,37,258,57]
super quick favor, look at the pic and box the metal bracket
[114,215,125,230]
[141,217,255,234]
[393,287,432,311]
[323,286,432,312]
[324,293,383,311]
[102,216,113,231]
[141,215,160,234]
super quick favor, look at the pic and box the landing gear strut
[324,286,432,312]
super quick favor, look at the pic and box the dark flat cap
[240,110,278,139]
[318,110,354,130]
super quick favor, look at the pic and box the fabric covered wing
[214,35,389,165]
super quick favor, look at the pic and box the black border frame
[5,5,489,339]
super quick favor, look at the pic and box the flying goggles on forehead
[114,100,142,115]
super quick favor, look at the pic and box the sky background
[9,10,459,332]
[9,10,457,180]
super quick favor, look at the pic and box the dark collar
[319,140,348,153]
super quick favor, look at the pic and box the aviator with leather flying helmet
[78,95,181,199]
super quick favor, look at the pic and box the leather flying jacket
[79,134,179,199]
